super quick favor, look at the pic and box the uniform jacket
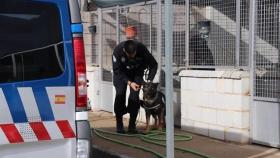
[112,41,158,84]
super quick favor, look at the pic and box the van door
[0,0,76,157]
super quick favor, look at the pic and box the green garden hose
[92,128,215,158]
[93,128,165,158]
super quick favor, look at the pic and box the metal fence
[89,0,250,71]
[89,13,99,65]
[85,0,279,101]
[189,0,237,68]
[240,0,250,67]
[118,3,158,55]
[90,2,159,82]
[254,0,280,100]
[101,9,117,81]
[162,0,186,67]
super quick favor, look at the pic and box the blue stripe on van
[71,24,83,33]
[33,87,55,121]
[2,86,28,123]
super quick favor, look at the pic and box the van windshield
[0,0,65,83]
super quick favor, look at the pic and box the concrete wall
[180,70,250,143]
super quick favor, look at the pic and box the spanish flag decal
[55,95,66,104]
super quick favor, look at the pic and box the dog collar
[142,103,161,110]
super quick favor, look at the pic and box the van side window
[21,44,64,81]
[0,0,64,83]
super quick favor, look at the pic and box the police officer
[112,40,158,134]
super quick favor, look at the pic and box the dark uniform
[112,40,158,132]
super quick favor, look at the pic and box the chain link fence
[240,0,250,67]
[89,12,99,65]
[189,0,237,68]
[88,0,250,78]
[118,4,158,55]
[84,0,279,101]
[101,10,117,82]
[254,0,280,100]
[91,1,160,82]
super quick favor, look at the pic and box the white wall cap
[179,70,249,79]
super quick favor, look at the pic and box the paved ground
[89,110,280,158]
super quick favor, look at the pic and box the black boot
[116,116,125,134]
[127,115,139,134]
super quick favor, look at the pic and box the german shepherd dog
[140,82,165,133]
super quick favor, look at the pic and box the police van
[0,0,92,158]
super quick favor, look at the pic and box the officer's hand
[130,82,140,91]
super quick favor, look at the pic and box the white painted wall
[180,70,250,143]
[252,101,280,147]
[87,67,101,110]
